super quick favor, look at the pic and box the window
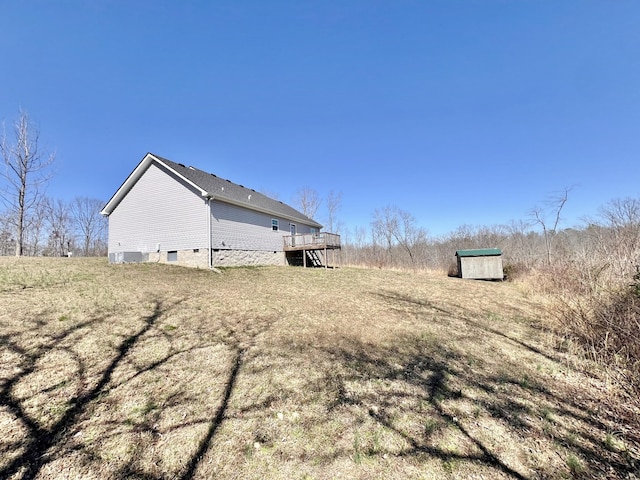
[272,219,279,231]
[167,251,177,262]
[310,227,318,234]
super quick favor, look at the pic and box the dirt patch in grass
[1,258,638,479]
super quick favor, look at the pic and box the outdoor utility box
[455,248,504,280]
[109,252,149,264]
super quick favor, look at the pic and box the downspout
[206,196,213,268]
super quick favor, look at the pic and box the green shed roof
[455,248,502,257]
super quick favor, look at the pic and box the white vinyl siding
[108,163,207,253]
[211,200,315,252]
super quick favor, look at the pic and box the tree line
[1,110,107,257]
[341,203,639,280]
[295,184,640,285]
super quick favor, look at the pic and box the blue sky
[1,1,638,237]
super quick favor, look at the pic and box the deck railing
[283,232,341,250]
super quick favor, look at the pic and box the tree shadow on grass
[178,346,246,480]
[175,315,275,478]
[312,337,638,478]
[374,289,565,365]
[0,299,172,479]
[286,288,640,479]
[1,291,276,480]
[316,341,532,478]
[377,289,640,438]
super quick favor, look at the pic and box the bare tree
[530,187,571,266]
[324,189,343,233]
[372,206,397,266]
[0,215,14,255]
[446,225,477,251]
[391,207,427,268]
[503,219,538,268]
[596,197,640,277]
[71,197,107,256]
[294,187,321,220]
[369,223,388,268]
[24,200,48,256]
[372,205,427,269]
[44,197,73,257]
[0,110,54,256]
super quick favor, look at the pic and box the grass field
[1,258,638,479]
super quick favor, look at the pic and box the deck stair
[306,250,323,267]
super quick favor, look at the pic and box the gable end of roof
[100,153,208,216]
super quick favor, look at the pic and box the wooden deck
[283,232,341,251]
[283,233,341,268]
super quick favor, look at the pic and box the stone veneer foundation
[143,249,284,268]
[212,249,284,267]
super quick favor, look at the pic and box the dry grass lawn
[1,257,638,479]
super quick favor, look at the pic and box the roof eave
[455,248,503,257]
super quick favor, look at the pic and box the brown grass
[518,263,640,397]
[1,258,639,479]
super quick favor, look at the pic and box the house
[455,248,504,280]
[100,153,340,268]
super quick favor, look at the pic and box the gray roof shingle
[154,154,322,228]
